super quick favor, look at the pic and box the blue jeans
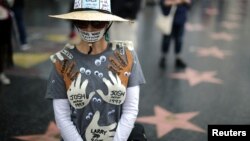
[161,24,185,55]
[13,7,27,45]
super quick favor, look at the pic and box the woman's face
[73,20,109,31]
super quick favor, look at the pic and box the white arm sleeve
[53,99,84,141]
[113,85,140,141]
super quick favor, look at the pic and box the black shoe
[159,57,166,69]
[175,58,187,69]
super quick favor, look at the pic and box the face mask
[77,27,106,43]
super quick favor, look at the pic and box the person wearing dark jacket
[0,0,12,84]
[159,0,191,69]
[109,0,142,51]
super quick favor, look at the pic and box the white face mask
[77,27,106,43]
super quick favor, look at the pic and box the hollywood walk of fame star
[210,32,235,41]
[227,14,242,21]
[221,21,239,29]
[14,122,61,141]
[196,46,232,59]
[170,68,223,86]
[185,23,204,31]
[204,8,218,16]
[136,106,205,138]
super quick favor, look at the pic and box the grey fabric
[45,65,67,99]
[128,50,146,87]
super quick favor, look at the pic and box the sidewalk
[1,0,250,141]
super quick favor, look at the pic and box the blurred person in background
[110,0,142,51]
[68,0,79,43]
[11,0,30,50]
[46,0,145,140]
[0,0,12,85]
[111,0,142,20]
[159,0,191,70]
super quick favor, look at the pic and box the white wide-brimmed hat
[49,0,128,22]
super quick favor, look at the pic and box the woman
[45,0,145,141]
[159,0,191,69]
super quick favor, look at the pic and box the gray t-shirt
[46,41,145,141]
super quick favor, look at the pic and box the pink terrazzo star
[185,23,204,31]
[210,32,235,41]
[196,46,232,59]
[221,21,239,29]
[136,106,205,138]
[170,68,223,86]
[14,122,61,141]
[204,8,218,16]
[227,14,242,21]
